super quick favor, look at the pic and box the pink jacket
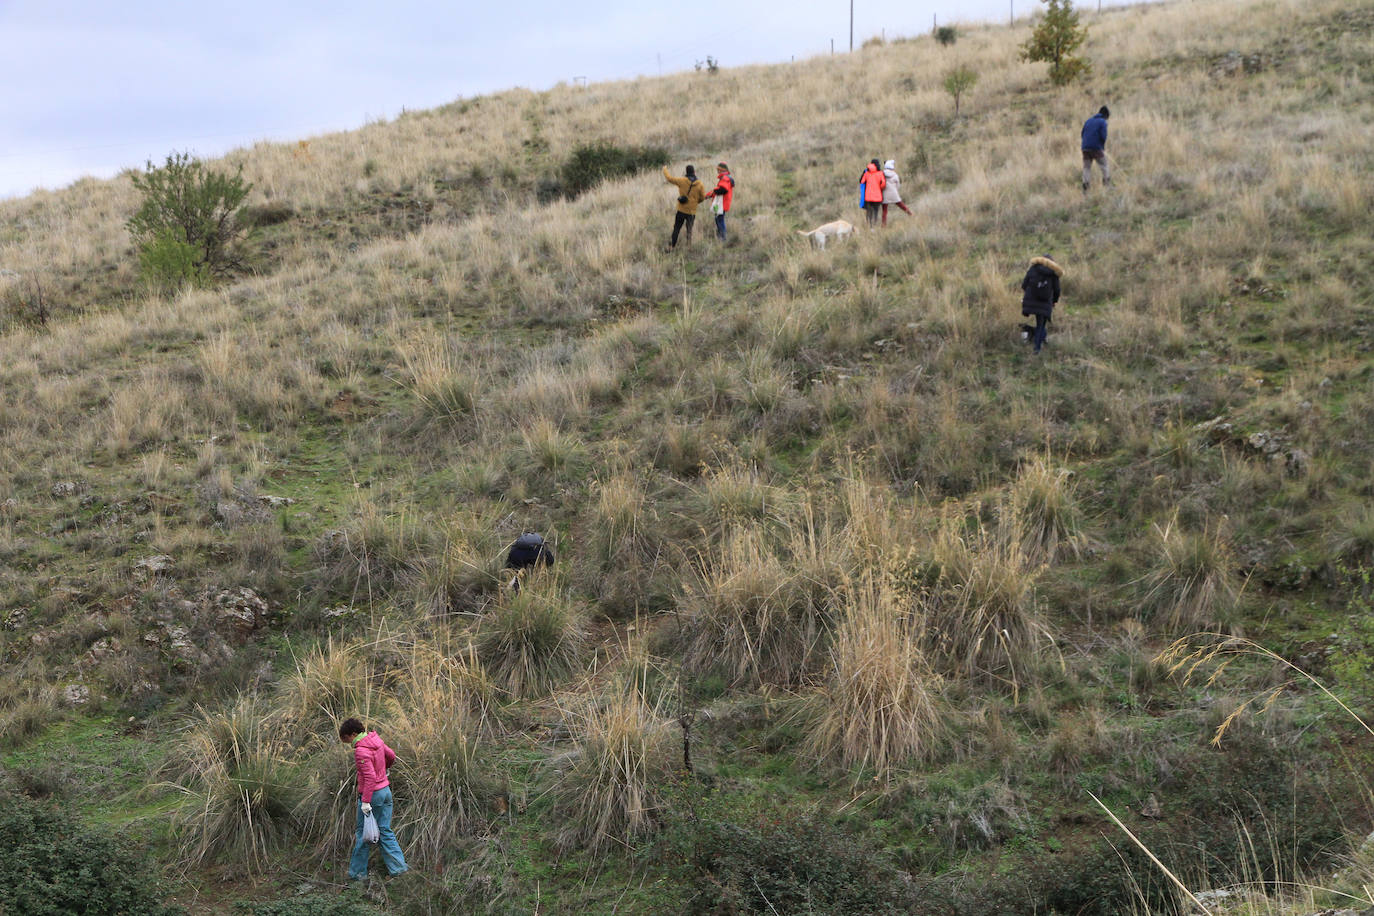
[353,731,396,803]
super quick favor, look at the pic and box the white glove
[361,802,372,816]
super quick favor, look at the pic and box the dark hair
[1099,105,1110,118]
[339,717,365,739]
[685,164,696,177]
[871,158,881,168]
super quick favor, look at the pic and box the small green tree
[126,152,252,288]
[943,65,979,115]
[934,25,958,46]
[1020,0,1091,86]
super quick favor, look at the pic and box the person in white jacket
[881,159,913,226]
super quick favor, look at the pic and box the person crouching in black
[505,532,554,592]
[1020,254,1063,354]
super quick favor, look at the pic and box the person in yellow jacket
[663,164,708,250]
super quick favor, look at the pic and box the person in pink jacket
[859,159,886,227]
[339,717,408,884]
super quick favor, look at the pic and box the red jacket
[711,171,734,212]
[860,164,886,203]
[353,731,396,803]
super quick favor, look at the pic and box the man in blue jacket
[1081,106,1110,192]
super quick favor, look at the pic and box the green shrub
[935,25,958,45]
[126,151,253,288]
[661,791,917,915]
[234,896,381,916]
[0,798,183,916]
[1019,0,1091,86]
[557,143,670,199]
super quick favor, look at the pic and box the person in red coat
[707,162,735,241]
[340,717,408,883]
[859,159,886,227]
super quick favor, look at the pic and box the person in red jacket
[707,162,735,241]
[859,159,886,227]
[340,717,408,884]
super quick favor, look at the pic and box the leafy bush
[943,65,979,116]
[935,25,958,45]
[661,792,917,915]
[234,896,381,916]
[557,143,670,199]
[0,798,183,916]
[1019,0,1091,86]
[126,151,252,288]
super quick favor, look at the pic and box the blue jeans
[348,786,407,879]
[714,213,727,241]
[1032,315,1049,353]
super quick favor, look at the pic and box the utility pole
[849,0,854,51]
[1010,0,1014,25]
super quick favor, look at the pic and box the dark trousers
[863,202,881,226]
[670,212,695,248]
[714,213,726,241]
[1032,315,1049,353]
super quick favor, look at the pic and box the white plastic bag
[361,811,380,845]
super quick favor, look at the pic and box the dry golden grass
[804,578,945,780]
[550,685,675,854]
[4,0,1374,904]
[1142,515,1239,633]
[921,513,1047,691]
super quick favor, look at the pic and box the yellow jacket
[663,167,708,215]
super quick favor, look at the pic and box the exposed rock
[84,636,123,667]
[1,498,17,513]
[133,555,175,580]
[215,500,246,526]
[258,494,295,508]
[165,625,209,667]
[3,608,26,631]
[323,605,357,620]
[213,586,268,638]
[1286,448,1312,475]
[62,684,90,706]
[50,481,78,498]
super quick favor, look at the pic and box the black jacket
[1020,257,1063,319]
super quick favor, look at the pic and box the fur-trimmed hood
[1029,256,1064,276]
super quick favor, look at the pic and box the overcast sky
[1,0,1136,199]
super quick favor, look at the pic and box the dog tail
[797,231,810,237]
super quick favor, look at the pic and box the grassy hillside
[3,0,1374,912]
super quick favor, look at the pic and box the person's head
[716,162,729,173]
[685,164,696,179]
[339,717,365,744]
[884,159,895,170]
[870,158,881,169]
[1042,253,1054,261]
[1098,105,1110,119]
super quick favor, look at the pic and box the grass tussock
[918,514,1047,690]
[165,695,300,873]
[1009,456,1084,564]
[550,685,675,853]
[1142,515,1239,633]
[679,521,849,688]
[804,578,945,780]
[474,577,587,698]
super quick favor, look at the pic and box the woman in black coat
[1020,255,1063,354]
